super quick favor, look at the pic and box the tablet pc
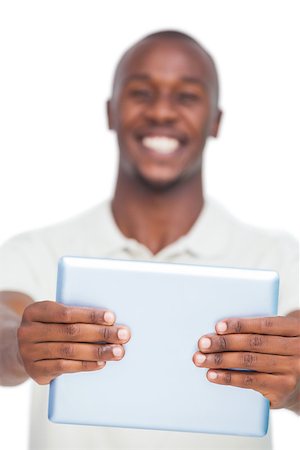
[48,256,278,437]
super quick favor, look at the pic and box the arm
[0,291,33,386]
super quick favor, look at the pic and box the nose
[144,94,178,125]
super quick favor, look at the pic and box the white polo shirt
[0,198,298,450]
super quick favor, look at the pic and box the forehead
[113,37,216,88]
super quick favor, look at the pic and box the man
[0,30,299,450]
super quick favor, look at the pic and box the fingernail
[208,371,218,380]
[112,346,123,357]
[195,354,206,365]
[216,321,227,333]
[97,361,105,367]
[104,311,115,324]
[118,328,130,340]
[200,337,211,349]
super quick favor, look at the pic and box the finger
[32,342,125,362]
[215,316,300,337]
[24,301,116,325]
[198,333,300,356]
[24,322,131,344]
[193,351,293,373]
[206,369,285,397]
[33,359,106,382]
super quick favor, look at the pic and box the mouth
[142,136,180,155]
[133,128,188,158]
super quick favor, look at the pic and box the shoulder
[207,198,298,265]
[0,200,110,255]
[0,201,111,299]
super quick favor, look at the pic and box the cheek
[183,108,213,140]
[116,101,144,131]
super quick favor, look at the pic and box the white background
[0,1,299,449]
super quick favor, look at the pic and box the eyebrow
[123,74,151,83]
[180,76,207,88]
[123,74,207,88]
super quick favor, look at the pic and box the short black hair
[112,29,220,106]
[143,30,201,46]
[143,30,219,103]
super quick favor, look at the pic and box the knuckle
[32,368,51,385]
[224,371,232,384]
[21,309,29,322]
[61,307,71,322]
[249,335,264,349]
[90,310,103,324]
[22,304,34,321]
[40,301,52,315]
[65,324,80,337]
[55,360,66,373]
[269,395,281,409]
[60,344,74,358]
[17,325,27,343]
[218,336,227,350]
[81,360,89,369]
[32,362,49,380]
[97,345,104,360]
[263,318,274,330]
[214,353,223,365]
[242,353,257,368]
[90,310,97,324]
[103,326,111,341]
[244,374,254,386]
[41,343,52,359]
[35,377,46,385]
[234,320,242,333]
[43,300,53,308]
[294,356,300,376]
[287,375,298,392]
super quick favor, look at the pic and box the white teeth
[142,136,180,154]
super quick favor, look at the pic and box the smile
[142,136,180,155]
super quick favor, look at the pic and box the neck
[111,170,204,255]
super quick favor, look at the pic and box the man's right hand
[17,301,131,385]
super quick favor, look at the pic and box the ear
[210,109,223,138]
[106,99,114,130]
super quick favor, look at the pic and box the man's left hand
[193,313,300,412]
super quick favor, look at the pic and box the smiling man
[108,32,221,256]
[0,31,299,450]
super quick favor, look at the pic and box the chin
[135,170,184,192]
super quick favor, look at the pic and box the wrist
[0,305,28,386]
[286,390,300,415]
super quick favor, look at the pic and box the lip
[137,136,185,159]
[135,129,188,146]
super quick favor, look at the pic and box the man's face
[108,37,222,189]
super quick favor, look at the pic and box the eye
[128,89,153,102]
[177,92,201,104]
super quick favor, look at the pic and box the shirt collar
[180,199,232,258]
[95,197,232,259]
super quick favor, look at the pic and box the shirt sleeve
[0,234,44,301]
[264,233,299,316]
[277,235,299,316]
